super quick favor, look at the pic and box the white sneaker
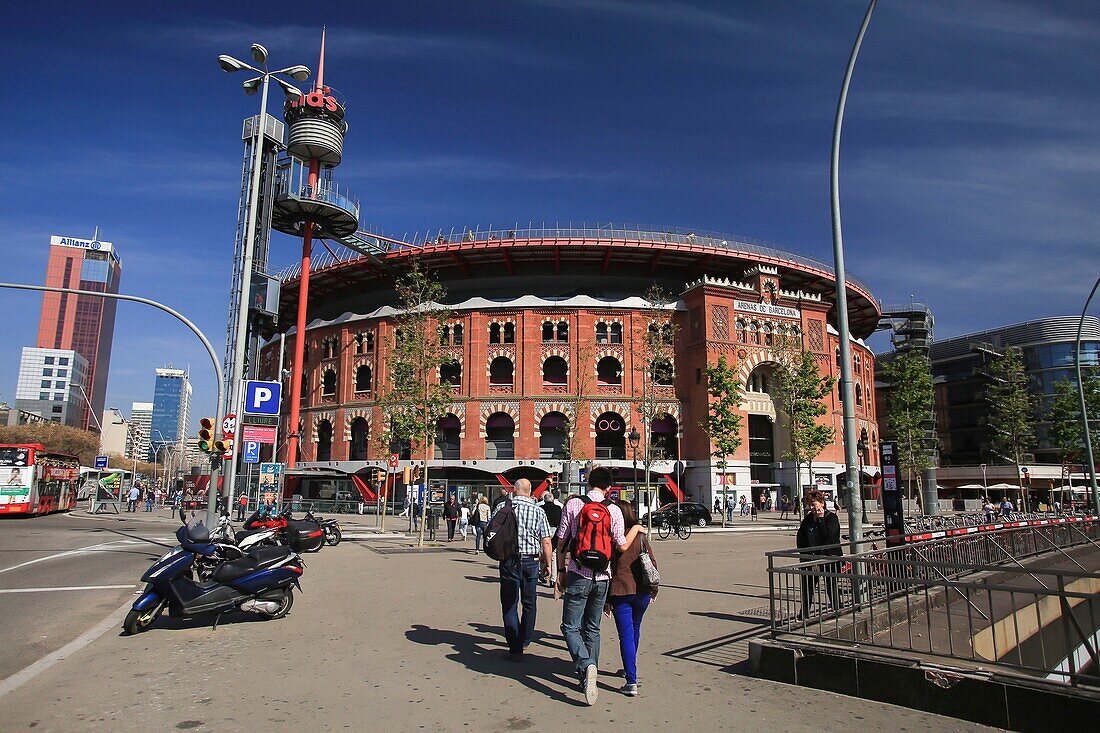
[583,664,598,705]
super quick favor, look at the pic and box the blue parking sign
[243,441,261,464]
[244,380,282,416]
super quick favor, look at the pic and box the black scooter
[304,506,342,546]
[123,524,303,635]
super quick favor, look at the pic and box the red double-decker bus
[0,444,80,516]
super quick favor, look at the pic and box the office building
[149,368,191,461]
[99,407,130,456]
[34,234,122,430]
[13,347,90,428]
[130,402,153,461]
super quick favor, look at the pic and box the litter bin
[427,506,441,541]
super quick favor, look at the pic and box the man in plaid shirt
[490,478,553,661]
[555,466,634,705]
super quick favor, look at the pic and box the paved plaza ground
[0,511,995,732]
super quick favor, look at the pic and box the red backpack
[572,497,614,571]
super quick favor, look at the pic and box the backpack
[484,497,519,561]
[572,498,614,571]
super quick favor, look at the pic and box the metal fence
[767,519,1100,687]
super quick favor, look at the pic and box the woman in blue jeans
[605,501,658,696]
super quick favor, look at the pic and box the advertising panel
[0,465,33,504]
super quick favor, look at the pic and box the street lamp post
[217,45,309,520]
[628,428,640,515]
[1075,274,1100,513]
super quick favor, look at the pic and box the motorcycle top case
[286,519,323,550]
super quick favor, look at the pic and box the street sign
[242,424,277,443]
[241,414,279,426]
[388,453,399,469]
[222,413,236,438]
[94,455,108,469]
[244,380,282,416]
[243,441,261,464]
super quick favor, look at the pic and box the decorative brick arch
[534,401,574,435]
[588,401,632,437]
[643,401,683,432]
[595,346,623,362]
[343,408,372,439]
[541,345,570,361]
[445,403,467,438]
[310,411,337,442]
[479,401,521,437]
[737,350,782,384]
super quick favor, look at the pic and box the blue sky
[2,1,1098,433]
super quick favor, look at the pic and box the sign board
[879,441,904,547]
[241,414,279,426]
[388,453,399,469]
[243,441,261,464]
[94,455,108,469]
[242,424,277,443]
[259,463,283,504]
[51,235,114,254]
[734,300,801,320]
[221,413,236,438]
[244,380,282,416]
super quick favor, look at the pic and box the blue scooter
[123,523,304,635]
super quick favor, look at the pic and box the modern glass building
[12,347,89,427]
[149,368,191,461]
[925,316,1100,466]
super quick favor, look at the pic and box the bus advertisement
[0,444,80,516]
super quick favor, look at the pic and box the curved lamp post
[1076,274,1100,512]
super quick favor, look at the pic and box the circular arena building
[259,224,881,512]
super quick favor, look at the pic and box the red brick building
[262,226,880,508]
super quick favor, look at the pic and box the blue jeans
[472,522,484,550]
[560,572,609,675]
[610,593,652,684]
[500,556,540,654]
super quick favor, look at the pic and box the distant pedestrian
[981,496,994,523]
[412,500,421,532]
[713,499,721,515]
[606,501,657,697]
[541,490,563,584]
[492,478,553,662]
[725,498,734,522]
[127,485,140,512]
[780,494,791,520]
[739,496,749,516]
[459,501,470,540]
[144,489,154,512]
[472,496,491,554]
[444,496,460,541]
[492,486,511,510]
[750,500,758,521]
[237,493,249,521]
[999,498,1014,519]
[555,466,641,706]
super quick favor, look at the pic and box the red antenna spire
[316,27,326,92]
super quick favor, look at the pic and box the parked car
[648,502,712,528]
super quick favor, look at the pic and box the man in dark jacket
[795,489,842,618]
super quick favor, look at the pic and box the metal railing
[903,510,1090,535]
[767,519,1100,687]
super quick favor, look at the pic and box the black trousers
[446,518,457,540]
[801,560,841,612]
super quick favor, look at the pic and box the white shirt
[460,506,470,522]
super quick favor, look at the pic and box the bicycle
[656,515,691,540]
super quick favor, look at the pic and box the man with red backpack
[555,466,641,705]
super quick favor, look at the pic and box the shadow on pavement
[689,610,772,626]
[120,610,273,636]
[405,623,585,705]
[658,582,768,600]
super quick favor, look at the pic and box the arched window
[485,413,515,459]
[439,324,450,347]
[749,322,760,344]
[736,319,746,343]
[300,373,309,398]
[650,415,679,460]
[542,321,555,342]
[440,360,462,387]
[349,417,369,460]
[452,324,463,346]
[366,332,375,352]
[489,357,514,385]
[835,348,841,366]
[539,412,568,459]
[321,340,331,359]
[435,415,461,459]
[503,322,515,344]
[651,358,674,386]
[763,324,773,346]
[610,323,623,344]
[596,356,622,386]
[355,364,372,393]
[596,322,609,344]
[594,411,625,459]
[661,323,673,346]
[316,420,333,461]
[354,333,364,355]
[322,369,337,396]
[543,356,568,385]
[855,383,863,406]
[489,323,502,344]
[747,364,774,394]
[557,321,569,342]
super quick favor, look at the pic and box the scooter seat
[248,545,293,568]
[234,528,269,544]
[212,556,259,583]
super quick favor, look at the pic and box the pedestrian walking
[144,488,154,512]
[739,496,749,516]
[555,466,642,706]
[779,494,791,520]
[713,498,721,515]
[459,501,470,541]
[999,497,1014,519]
[411,499,421,532]
[472,496,491,554]
[491,478,553,662]
[725,498,734,523]
[492,486,511,510]
[606,501,657,697]
[237,493,249,521]
[796,489,842,619]
[541,490,563,584]
[127,485,140,512]
[443,495,460,541]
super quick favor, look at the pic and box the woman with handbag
[605,501,658,697]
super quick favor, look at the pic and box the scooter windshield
[175,525,216,556]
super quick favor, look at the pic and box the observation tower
[271,30,359,467]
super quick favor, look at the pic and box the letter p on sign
[244,380,282,416]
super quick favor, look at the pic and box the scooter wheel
[265,590,293,619]
[325,526,342,546]
[123,602,164,635]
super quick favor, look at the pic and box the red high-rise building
[34,234,122,431]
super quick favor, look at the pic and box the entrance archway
[594,412,625,460]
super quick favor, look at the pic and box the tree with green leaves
[771,338,836,501]
[0,422,100,466]
[880,350,935,501]
[1047,371,1100,470]
[636,284,679,515]
[986,347,1035,509]
[373,260,453,545]
[702,354,744,526]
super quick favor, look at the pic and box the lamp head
[627,429,640,448]
[242,77,262,96]
[218,55,250,73]
[281,65,311,82]
[275,77,304,100]
[251,43,268,65]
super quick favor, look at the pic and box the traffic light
[198,418,216,454]
[547,473,557,490]
[214,437,233,456]
[402,466,412,484]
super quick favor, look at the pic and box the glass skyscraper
[149,368,191,461]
